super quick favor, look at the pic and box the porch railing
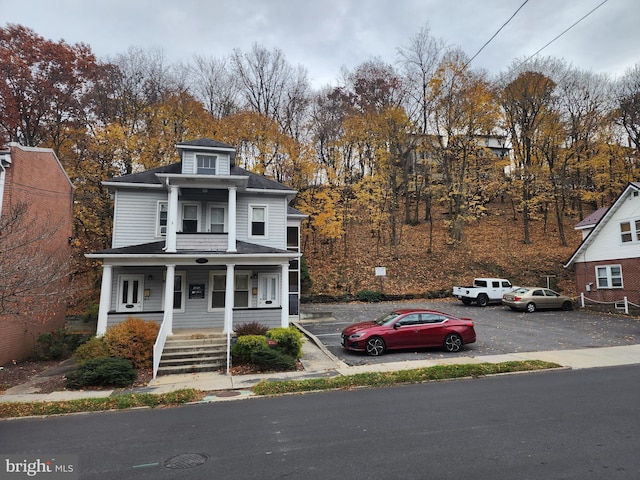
[176,232,227,251]
[153,312,172,379]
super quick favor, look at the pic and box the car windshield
[512,287,529,294]
[373,312,401,326]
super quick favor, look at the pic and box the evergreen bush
[231,335,269,363]
[36,329,90,360]
[250,349,297,371]
[266,327,304,359]
[355,290,385,302]
[66,357,136,389]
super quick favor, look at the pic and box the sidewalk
[2,321,640,404]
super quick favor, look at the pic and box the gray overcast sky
[1,0,638,88]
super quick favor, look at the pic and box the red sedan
[341,309,476,356]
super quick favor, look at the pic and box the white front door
[118,275,144,312]
[258,274,280,308]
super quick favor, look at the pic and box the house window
[162,271,186,312]
[173,272,185,312]
[250,206,267,237]
[287,226,299,249]
[208,272,250,310]
[182,204,199,232]
[117,275,144,312]
[157,202,168,236]
[235,274,250,308]
[621,222,632,242]
[197,154,217,174]
[620,220,640,243]
[258,273,279,308]
[596,265,623,289]
[208,205,226,233]
[210,273,226,309]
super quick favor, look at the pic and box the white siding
[236,193,287,249]
[181,151,230,175]
[576,192,640,263]
[112,189,167,248]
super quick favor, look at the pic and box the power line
[464,0,530,70]
[520,0,609,65]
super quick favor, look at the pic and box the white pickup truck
[452,278,514,307]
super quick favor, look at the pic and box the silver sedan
[502,287,574,313]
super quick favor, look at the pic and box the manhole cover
[163,453,208,469]
[213,390,241,398]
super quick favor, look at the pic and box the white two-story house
[87,139,305,360]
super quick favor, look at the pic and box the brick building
[0,143,74,364]
[565,183,640,305]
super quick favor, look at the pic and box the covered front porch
[93,257,295,378]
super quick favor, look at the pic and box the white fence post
[581,292,585,308]
[624,296,629,314]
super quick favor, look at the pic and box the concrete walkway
[2,322,640,404]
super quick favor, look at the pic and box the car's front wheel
[365,336,386,356]
[526,302,537,313]
[443,333,462,352]
[561,301,573,311]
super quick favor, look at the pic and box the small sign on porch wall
[189,283,205,299]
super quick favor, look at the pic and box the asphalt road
[299,300,640,366]
[2,365,639,479]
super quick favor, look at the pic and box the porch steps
[157,332,231,376]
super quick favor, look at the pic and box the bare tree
[188,54,239,120]
[231,43,312,140]
[397,25,448,226]
[616,64,640,151]
[555,67,613,226]
[0,201,74,324]
[397,24,447,135]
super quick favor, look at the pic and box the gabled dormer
[176,139,236,176]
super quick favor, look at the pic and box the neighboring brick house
[0,143,75,364]
[565,182,640,305]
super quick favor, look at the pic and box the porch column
[280,262,289,327]
[227,186,237,253]
[166,184,179,253]
[96,264,113,335]
[224,263,235,333]
[163,264,176,334]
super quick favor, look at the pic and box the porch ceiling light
[196,258,208,264]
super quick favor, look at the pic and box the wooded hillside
[302,198,582,298]
[1,24,638,312]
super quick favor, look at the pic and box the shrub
[300,256,313,293]
[234,322,269,337]
[82,304,100,322]
[250,349,296,371]
[355,290,385,302]
[36,329,91,360]
[66,357,136,389]
[231,335,268,363]
[267,327,303,359]
[73,337,109,364]
[103,317,160,369]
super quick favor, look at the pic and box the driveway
[299,300,640,366]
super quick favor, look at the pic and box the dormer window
[197,154,217,175]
